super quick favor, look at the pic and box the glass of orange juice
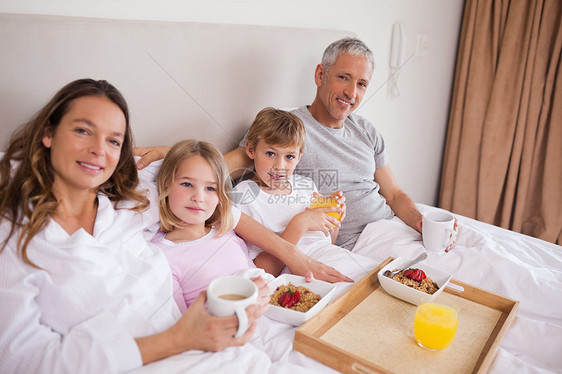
[414,303,459,350]
[310,197,342,221]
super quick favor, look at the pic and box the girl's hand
[285,250,353,283]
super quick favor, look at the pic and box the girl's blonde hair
[0,79,148,267]
[157,139,234,237]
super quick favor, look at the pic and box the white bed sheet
[133,204,562,373]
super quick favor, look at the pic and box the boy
[232,107,375,278]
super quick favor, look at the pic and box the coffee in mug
[219,294,247,301]
[207,276,258,337]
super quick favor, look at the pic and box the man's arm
[375,164,422,232]
[134,146,170,169]
[134,145,253,180]
[224,146,254,180]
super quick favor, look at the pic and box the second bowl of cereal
[377,257,452,305]
[266,274,336,326]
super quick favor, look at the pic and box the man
[224,38,422,249]
[134,38,424,279]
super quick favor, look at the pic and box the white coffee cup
[422,211,456,252]
[207,275,258,338]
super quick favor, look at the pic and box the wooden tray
[294,257,519,374]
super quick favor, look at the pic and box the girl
[150,139,266,313]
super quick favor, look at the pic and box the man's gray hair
[321,37,375,71]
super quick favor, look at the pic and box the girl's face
[42,95,126,195]
[167,155,220,226]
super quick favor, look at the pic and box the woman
[0,79,268,373]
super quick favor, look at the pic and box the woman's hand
[134,146,170,169]
[251,275,271,315]
[173,276,268,352]
[136,281,270,365]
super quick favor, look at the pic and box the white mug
[207,275,258,338]
[422,211,456,252]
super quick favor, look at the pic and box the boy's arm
[329,225,339,245]
[280,215,308,245]
[253,252,285,277]
[281,209,341,245]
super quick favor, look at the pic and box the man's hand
[134,146,170,169]
[445,218,459,252]
[418,217,459,252]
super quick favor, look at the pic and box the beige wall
[0,0,464,206]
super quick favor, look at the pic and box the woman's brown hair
[0,79,149,266]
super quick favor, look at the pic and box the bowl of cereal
[377,257,452,306]
[266,274,336,326]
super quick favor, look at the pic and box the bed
[1,14,561,374]
[127,202,562,374]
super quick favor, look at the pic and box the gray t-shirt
[239,105,394,249]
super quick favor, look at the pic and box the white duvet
[132,204,562,374]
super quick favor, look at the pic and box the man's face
[313,54,373,128]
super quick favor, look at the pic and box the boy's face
[245,139,302,190]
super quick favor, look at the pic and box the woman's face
[42,95,126,195]
[167,155,220,226]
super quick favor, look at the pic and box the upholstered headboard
[0,14,353,152]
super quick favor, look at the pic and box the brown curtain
[439,0,562,244]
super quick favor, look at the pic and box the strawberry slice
[278,292,291,307]
[278,288,301,308]
[291,290,301,307]
[403,269,416,279]
[404,268,427,282]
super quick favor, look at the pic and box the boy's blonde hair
[247,107,306,153]
[157,139,234,237]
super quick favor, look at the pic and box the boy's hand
[311,191,346,224]
[328,190,346,222]
[297,206,341,237]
